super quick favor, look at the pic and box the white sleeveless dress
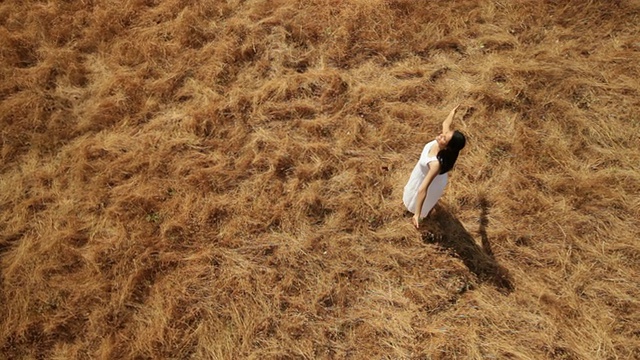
[403,140,448,218]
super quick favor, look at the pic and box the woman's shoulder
[419,141,438,163]
[421,140,436,152]
[427,140,440,156]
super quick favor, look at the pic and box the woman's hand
[412,214,421,229]
[442,104,460,133]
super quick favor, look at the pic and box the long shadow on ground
[421,198,515,294]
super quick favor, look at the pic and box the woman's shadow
[421,198,515,294]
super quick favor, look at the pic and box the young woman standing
[403,105,466,228]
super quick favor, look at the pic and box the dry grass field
[1,0,640,359]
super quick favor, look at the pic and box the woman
[403,105,466,228]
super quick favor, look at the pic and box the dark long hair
[437,130,466,174]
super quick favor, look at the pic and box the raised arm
[442,105,460,134]
[412,160,441,228]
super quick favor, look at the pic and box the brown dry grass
[1,0,640,359]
